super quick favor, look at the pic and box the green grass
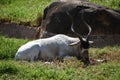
[0,0,120,26]
[0,0,53,26]
[0,60,120,80]
[0,36,120,80]
[90,0,120,9]
[0,36,28,59]
[90,46,120,59]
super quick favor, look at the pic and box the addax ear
[89,41,94,44]
[68,40,80,46]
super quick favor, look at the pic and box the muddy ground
[0,22,120,48]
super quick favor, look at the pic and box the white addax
[15,34,80,61]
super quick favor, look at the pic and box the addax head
[66,10,93,65]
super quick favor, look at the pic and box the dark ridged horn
[81,10,92,41]
[66,11,83,41]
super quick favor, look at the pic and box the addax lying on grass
[15,11,93,65]
[15,34,92,65]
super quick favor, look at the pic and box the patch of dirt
[90,35,120,48]
[0,22,120,47]
[90,51,120,65]
[0,22,38,39]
